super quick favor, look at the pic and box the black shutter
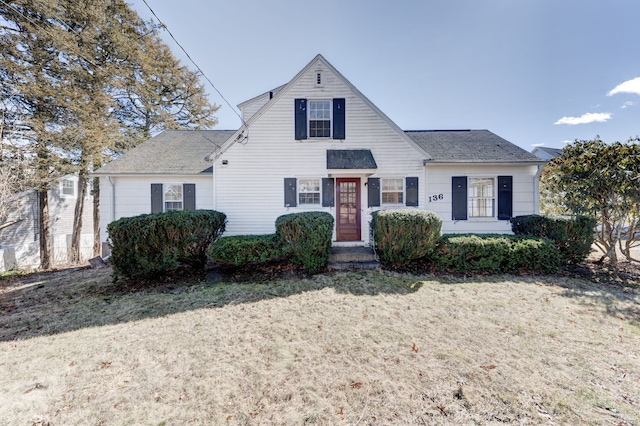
[406,177,418,207]
[294,99,307,140]
[322,178,334,207]
[183,184,196,210]
[284,178,297,207]
[151,183,163,213]
[333,98,345,140]
[497,176,513,220]
[367,177,380,207]
[452,176,467,220]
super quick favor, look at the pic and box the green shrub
[209,234,291,266]
[510,214,596,265]
[434,234,560,274]
[108,210,226,282]
[371,209,442,268]
[275,211,334,274]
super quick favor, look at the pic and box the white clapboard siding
[99,175,214,243]
[424,164,539,234]
[215,59,425,241]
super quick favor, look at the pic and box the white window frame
[298,178,321,205]
[468,177,495,218]
[60,179,76,198]
[381,178,404,205]
[308,100,332,139]
[164,183,184,211]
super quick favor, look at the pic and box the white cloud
[621,101,636,109]
[562,140,573,144]
[553,112,612,125]
[607,77,640,96]
[531,143,545,147]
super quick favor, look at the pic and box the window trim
[60,179,76,198]
[163,183,184,212]
[380,177,405,205]
[308,99,332,139]
[297,178,321,206]
[467,176,496,219]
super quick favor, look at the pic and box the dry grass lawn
[0,265,639,425]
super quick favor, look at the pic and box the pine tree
[1,0,219,267]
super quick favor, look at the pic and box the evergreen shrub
[275,211,334,273]
[209,234,291,266]
[108,210,226,282]
[510,214,596,265]
[371,209,442,268]
[434,234,561,273]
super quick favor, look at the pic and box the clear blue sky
[129,0,640,151]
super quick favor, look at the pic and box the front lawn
[0,267,638,424]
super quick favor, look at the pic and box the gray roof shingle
[94,130,234,175]
[327,149,378,169]
[406,130,543,163]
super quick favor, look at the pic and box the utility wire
[140,0,248,129]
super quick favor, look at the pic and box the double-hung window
[298,178,321,205]
[468,177,495,218]
[61,179,75,197]
[295,98,345,140]
[381,178,404,204]
[308,100,331,138]
[164,184,183,211]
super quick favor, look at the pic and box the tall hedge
[510,214,596,265]
[275,211,334,273]
[434,234,561,274]
[108,210,226,281]
[371,209,442,268]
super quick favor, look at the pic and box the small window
[164,184,183,211]
[61,179,75,197]
[308,100,331,138]
[298,179,321,205]
[381,178,403,204]
[468,177,494,217]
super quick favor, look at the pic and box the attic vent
[315,71,323,87]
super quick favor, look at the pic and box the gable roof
[209,54,431,161]
[94,130,234,175]
[406,130,544,163]
[531,146,563,159]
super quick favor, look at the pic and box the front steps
[328,246,380,271]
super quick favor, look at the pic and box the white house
[0,175,94,271]
[95,54,545,249]
[531,146,563,160]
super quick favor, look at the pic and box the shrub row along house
[95,54,544,250]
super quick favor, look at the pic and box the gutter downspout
[533,164,544,214]
[107,176,115,223]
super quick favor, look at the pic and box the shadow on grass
[0,264,424,342]
[549,262,640,324]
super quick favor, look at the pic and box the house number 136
[428,194,444,202]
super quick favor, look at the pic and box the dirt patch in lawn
[0,263,639,425]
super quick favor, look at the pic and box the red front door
[336,178,361,241]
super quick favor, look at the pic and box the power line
[140,0,247,129]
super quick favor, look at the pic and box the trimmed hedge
[275,211,334,273]
[433,234,561,274]
[108,210,226,282]
[371,209,442,268]
[209,234,291,266]
[510,214,596,265]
